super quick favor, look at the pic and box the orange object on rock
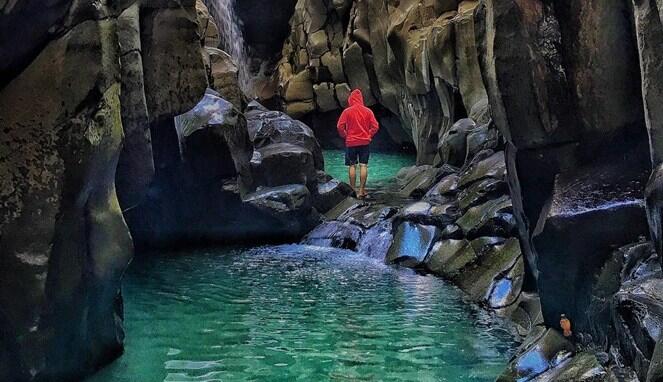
[560,314,572,337]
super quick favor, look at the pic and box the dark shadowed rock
[313,177,354,213]
[302,221,364,250]
[0,16,131,381]
[424,173,461,204]
[252,143,317,188]
[533,158,650,332]
[246,108,324,170]
[458,177,508,210]
[439,118,476,167]
[245,184,322,237]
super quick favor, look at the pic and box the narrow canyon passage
[4,0,663,380]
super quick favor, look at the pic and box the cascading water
[205,0,254,97]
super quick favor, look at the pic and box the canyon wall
[0,0,208,380]
[273,0,663,379]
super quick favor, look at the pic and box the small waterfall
[205,0,253,97]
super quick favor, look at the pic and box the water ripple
[87,245,517,382]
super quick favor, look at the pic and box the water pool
[88,245,517,382]
[323,150,415,187]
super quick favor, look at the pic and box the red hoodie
[337,89,379,147]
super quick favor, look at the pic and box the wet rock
[342,204,398,229]
[425,239,477,278]
[456,195,515,238]
[614,273,663,380]
[399,201,461,227]
[531,351,612,382]
[424,173,461,204]
[245,184,322,236]
[466,121,500,159]
[458,238,523,303]
[398,165,450,198]
[498,329,575,382]
[385,222,440,267]
[457,150,506,188]
[174,89,254,192]
[357,219,395,260]
[324,196,364,220]
[588,242,655,347]
[458,177,508,210]
[440,224,464,240]
[302,221,364,250]
[647,338,663,382]
[533,158,650,332]
[313,177,354,213]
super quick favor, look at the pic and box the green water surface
[323,150,415,187]
[88,245,517,382]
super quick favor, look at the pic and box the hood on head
[348,89,364,107]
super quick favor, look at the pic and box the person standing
[336,89,379,198]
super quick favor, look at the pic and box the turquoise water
[88,245,517,382]
[323,150,415,187]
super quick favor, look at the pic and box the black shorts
[345,145,370,166]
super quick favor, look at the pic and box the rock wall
[476,0,663,380]
[0,0,208,380]
[272,0,663,379]
[276,0,491,164]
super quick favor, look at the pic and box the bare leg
[348,165,357,193]
[359,164,368,197]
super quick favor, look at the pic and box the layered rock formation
[276,0,490,164]
[0,0,209,379]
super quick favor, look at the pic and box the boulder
[302,221,364,249]
[245,184,322,237]
[424,173,461,204]
[246,108,324,170]
[251,143,317,189]
[357,219,395,260]
[313,177,354,213]
[457,150,506,188]
[385,222,440,267]
[398,165,449,198]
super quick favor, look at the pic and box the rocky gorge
[2,0,663,381]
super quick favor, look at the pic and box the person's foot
[358,189,368,198]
